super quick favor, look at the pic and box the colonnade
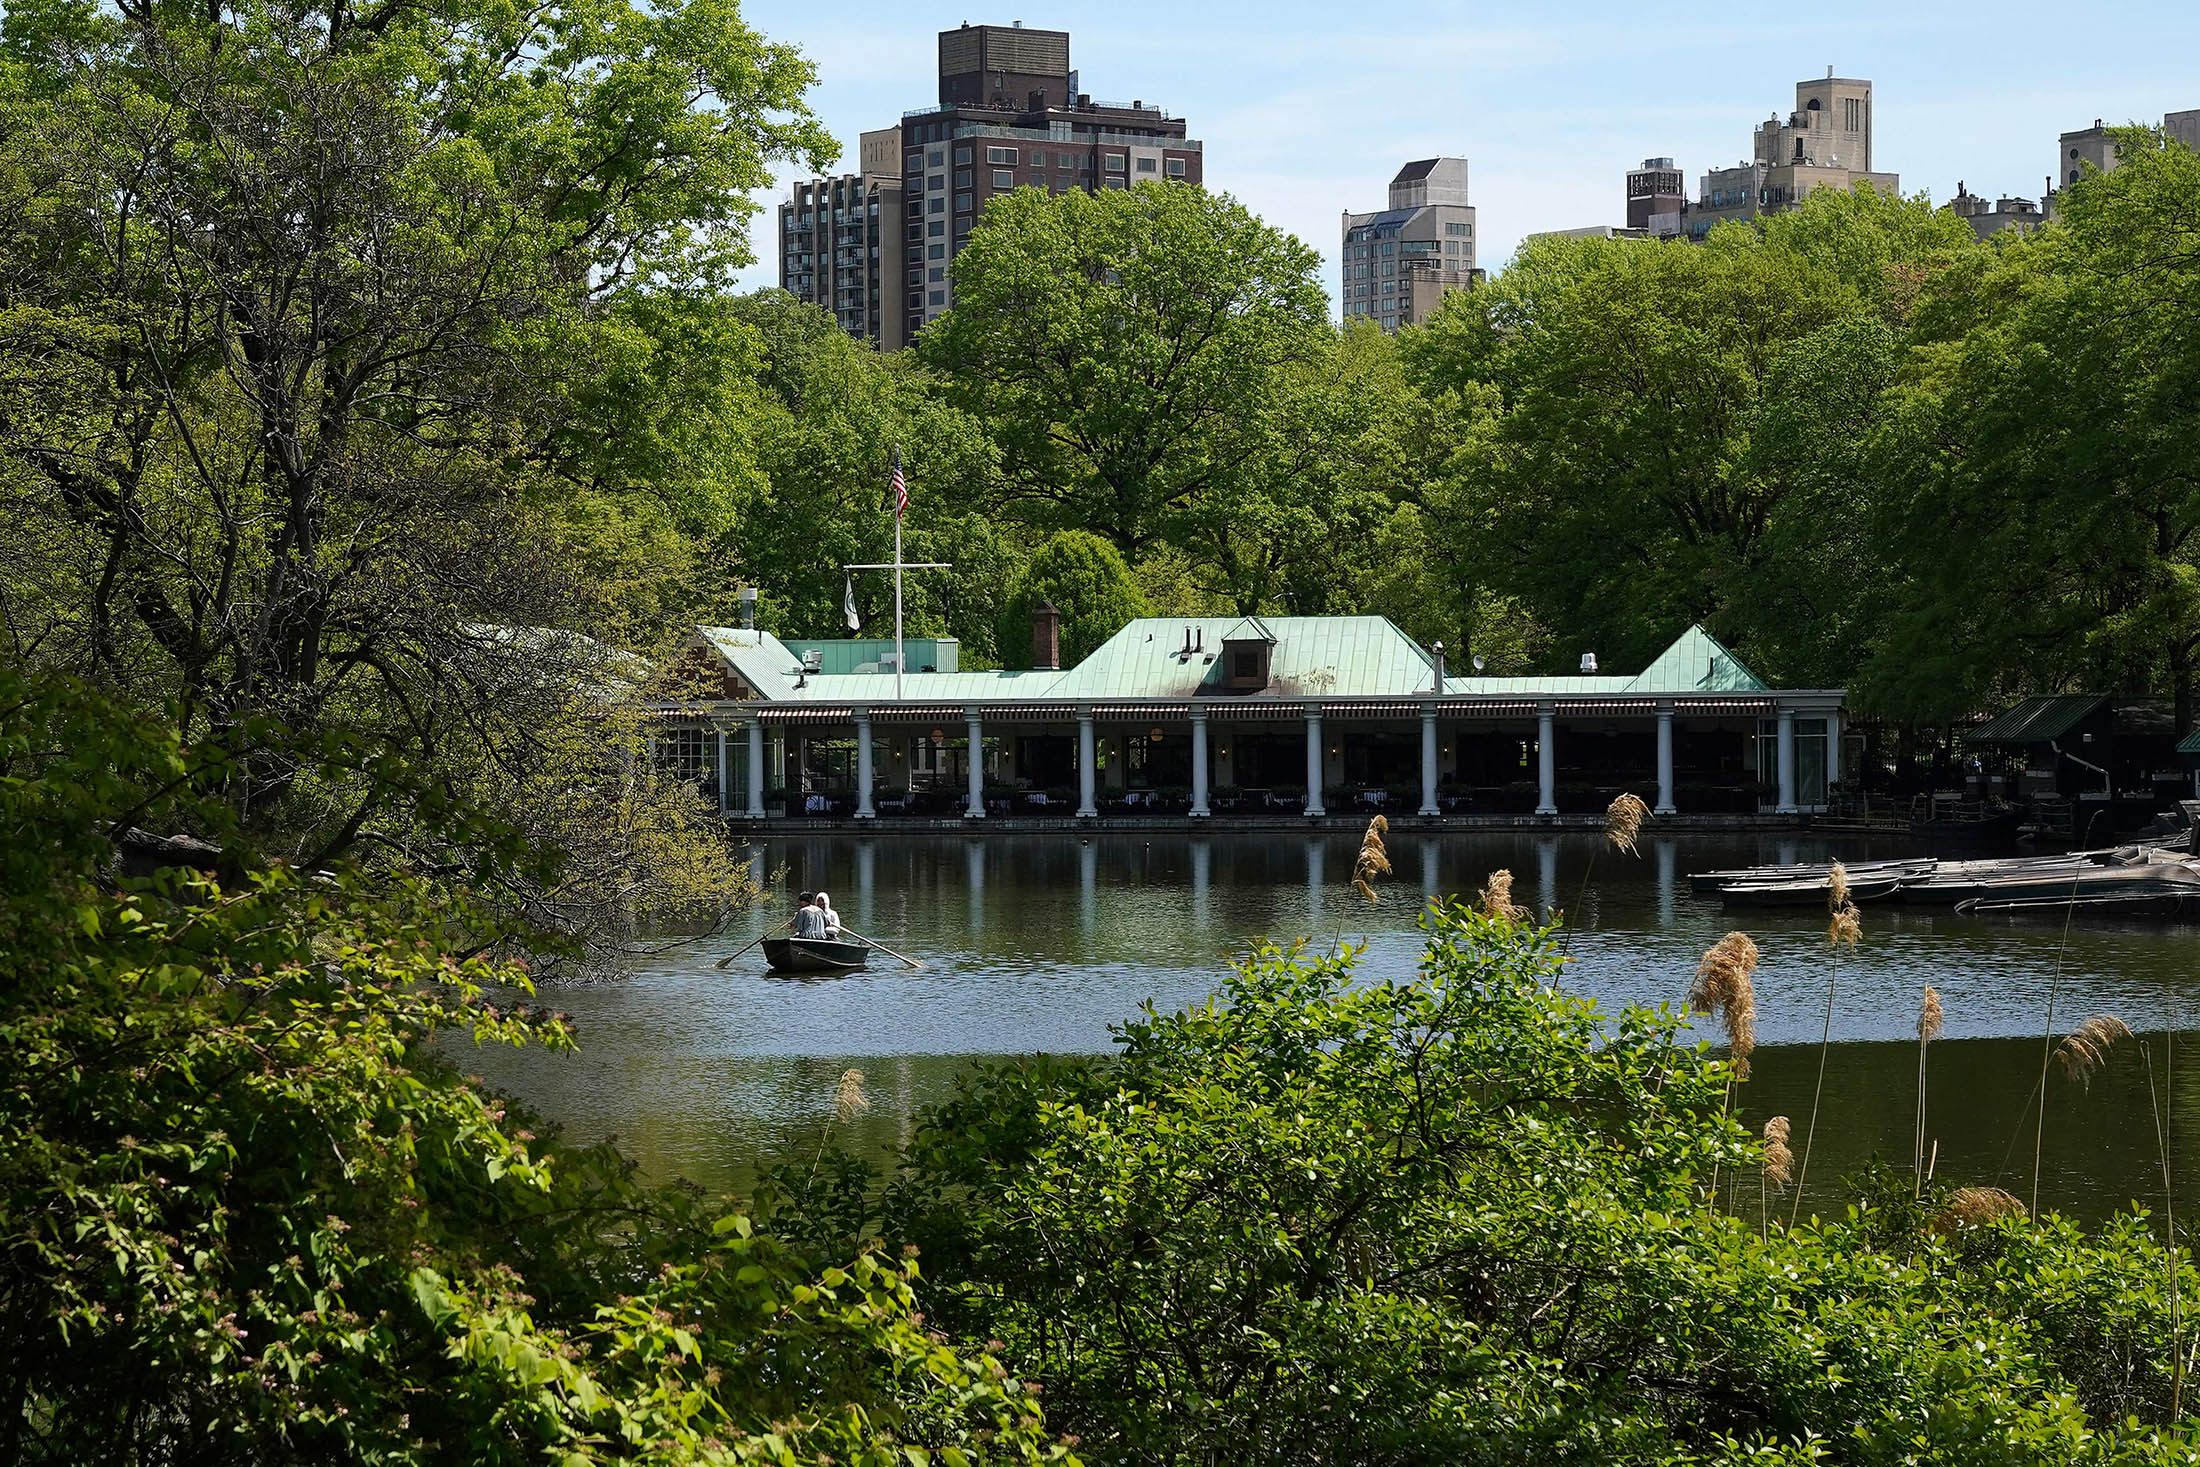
[706,698,1826,820]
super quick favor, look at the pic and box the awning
[1962,695,2106,745]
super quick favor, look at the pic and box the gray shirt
[792,905,829,939]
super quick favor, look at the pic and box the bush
[0,668,1068,1466]
[774,908,2200,1466]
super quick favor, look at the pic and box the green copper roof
[696,619,1796,703]
[1964,695,2107,745]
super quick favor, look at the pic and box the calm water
[460,833,2200,1220]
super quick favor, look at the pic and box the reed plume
[1604,792,1650,857]
[1827,861,1851,912]
[1933,1186,2027,1233]
[1477,869,1528,924]
[2055,1014,2133,1089]
[832,1067,871,1124]
[1914,986,1943,1198]
[1762,1116,1795,1190]
[1827,903,1862,950]
[1351,816,1392,905]
[1688,932,1760,1078]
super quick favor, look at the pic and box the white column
[1304,711,1325,816]
[1419,706,1440,816]
[1825,710,1843,790]
[964,709,985,818]
[715,728,729,816]
[1077,712,1098,817]
[854,709,875,819]
[1776,706,1799,814]
[1190,709,1210,817]
[745,719,766,818]
[1655,704,1677,816]
[1535,705,1557,816]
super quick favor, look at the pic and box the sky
[725,0,2200,313]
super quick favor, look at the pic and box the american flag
[890,450,907,520]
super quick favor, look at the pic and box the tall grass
[1792,869,1860,1227]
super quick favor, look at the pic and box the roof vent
[802,648,823,672]
[1580,652,1598,674]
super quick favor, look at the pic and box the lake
[462,831,2200,1220]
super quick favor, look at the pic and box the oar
[836,924,924,970]
[715,919,791,970]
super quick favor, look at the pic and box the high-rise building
[1945,182,2044,240]
[2171,110,2200,154]
[894,23,1202,342]
[1626,157,1688,238]
[1340,158,1478,331]
[776,128,906,351]
[2057,119,2122,189]
[1688,70,1898,239]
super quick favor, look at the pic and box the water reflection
[464,832,2200,1220]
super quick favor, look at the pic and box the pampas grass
[1915,986,1943,1199]
[1687,932,1760,1077]
[1760,1115,1794,1238]
[1934,1186,2028,1233]
[832,1067,871,1124]
[2055,1014,2133,1088]
[1477,869,1528,924]
[1351,815,1391,906]
[1604,792,1650,856]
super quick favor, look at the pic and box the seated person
[791,892,830,939]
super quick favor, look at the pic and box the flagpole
[893,501,905,702]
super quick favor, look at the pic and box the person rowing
[791,891,830,940]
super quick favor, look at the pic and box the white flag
[843,573,861,632]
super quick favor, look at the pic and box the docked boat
[761,936,870,973]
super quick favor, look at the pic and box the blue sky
[728,0,2200,312]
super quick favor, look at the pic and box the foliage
[709,292,1016,663]
[0,0,826,853]
[1860,130,2200,724]
[0,665,1069,1465]
[762,907,2200,1466]
[920,182,1330,562]
[993,531,1150,669]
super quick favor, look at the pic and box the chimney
[738,585,758,630]
[1580,651,1598,674]
[1031,601,1062,670]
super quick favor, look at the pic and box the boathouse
[658,615,1845,823]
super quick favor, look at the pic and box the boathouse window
[1754,717,1829,808]
[1232,650,1258,679]
[655,727,709,783]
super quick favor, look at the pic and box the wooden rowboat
[762,936,870,973]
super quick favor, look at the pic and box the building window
[1843,96,1861,132]
[905,152,922,174]
[1136,156,1158,173]
[955,146,972,164]
[928,173,944,191]
[955,192,972,212]
[985,146,1017,165]
[929,243,945,258]
[929,267,944,281]
[1445,222,1469,235]
[1166,158,1186,177]
[929,290,946,306]
[929,197,944,214]
[907,247,921,262]
[928,221,944,236]
[992,169,1013,188]
[908,292,921,308]
[1104,178,1126,189]
[1057,152,1077,167]
[907,269,921,285]
[955,169,971,187]
[1104,154,1126,172]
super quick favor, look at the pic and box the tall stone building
[1340,158,1479,331]
[776,129,906,351]
[894,23,1202,343]
[1688,70,1898,239]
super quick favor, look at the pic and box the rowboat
[761,936,870,973]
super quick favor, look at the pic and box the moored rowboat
[762,936,870,973]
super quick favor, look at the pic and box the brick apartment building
[780,23,1203,350]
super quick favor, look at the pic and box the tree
[0,0,829,854]
[1403,188,1979,680]
[0,665,1072,1465]
[993,530,1149,669]
[707,292,1016,663]
[1860,132,2200,725]
[919,183,1329,559]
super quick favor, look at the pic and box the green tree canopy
[919,182,1329,560]
[993,530,1149,669]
